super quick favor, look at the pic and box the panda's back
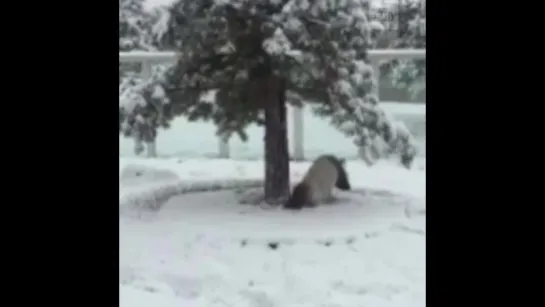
[302,156,339,200]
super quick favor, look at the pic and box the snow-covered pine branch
[119,65,172,154]
[366,0,426,98]
[119,0,159,51]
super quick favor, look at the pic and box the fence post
[371,59,381,100]
[292,105,305,161]
[141,60,157,158]
[218,135,230,158]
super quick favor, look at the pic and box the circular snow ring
[120,164,180,182]
[120,178,264,213]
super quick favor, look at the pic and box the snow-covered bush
[367,0,426,99]
[119,0,157,51]
[119,65,172,154]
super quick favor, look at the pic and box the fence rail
[119,49,426,159]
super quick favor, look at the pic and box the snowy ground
[120,157,425,307]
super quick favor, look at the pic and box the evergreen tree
[369,0,426,99]
[119,65,171,155]
[119,0,156,82]
[390,0,425,98]
[119,0,419,204]
[119,0,156,51]
[119,0,171,155]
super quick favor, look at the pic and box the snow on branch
[120,0,160,51]
[319,60,418,168]
[119,64,172,154]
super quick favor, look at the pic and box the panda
[284,155,351,210]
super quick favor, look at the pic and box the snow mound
[120,162,264,213]
[120,177,264,214]
[120,164,180,182]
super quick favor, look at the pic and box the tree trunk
[261,75,290,205]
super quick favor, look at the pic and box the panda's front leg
[323,189,337,205]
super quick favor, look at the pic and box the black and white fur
[284,155,351,210]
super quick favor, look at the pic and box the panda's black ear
[338,158,346,165]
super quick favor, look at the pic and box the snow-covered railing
[119,49,426,159]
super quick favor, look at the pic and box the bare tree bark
[261,75,290,205]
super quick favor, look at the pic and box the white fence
[119,49,426,159]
